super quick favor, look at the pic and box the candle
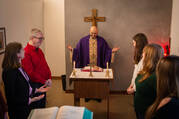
[107,62,109,69]
[73,61,76,69]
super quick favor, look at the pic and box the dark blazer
[2,68,34,119]
[0,90,8,119]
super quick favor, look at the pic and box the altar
[69,68,113,119]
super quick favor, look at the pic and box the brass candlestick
[105,62,110,77]
[72,61,76,77]
[89,64,93,77]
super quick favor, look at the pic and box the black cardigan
[2,68,35,119]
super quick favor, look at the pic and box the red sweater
[22,43,51,84]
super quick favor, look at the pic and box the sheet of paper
[28,107,58,119]
[56,106,84,119]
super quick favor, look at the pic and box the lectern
[69,68,113,119]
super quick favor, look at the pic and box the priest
[68,26,119,68]
[68,26,119,102]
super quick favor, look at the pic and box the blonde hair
[138,44,163,82]
[30,28,42,40]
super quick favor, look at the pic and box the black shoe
[96,99,102,103]
[85,98,90,102]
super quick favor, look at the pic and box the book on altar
[81,66,103,72]
[28,105,93,119]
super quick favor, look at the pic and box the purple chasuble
[73,35,112,68]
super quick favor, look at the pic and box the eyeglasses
[33,36,44,40]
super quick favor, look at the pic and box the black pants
[8,107,30,119]
[85,98,101,102]
[135,110,145,119]
[30,82,46,109]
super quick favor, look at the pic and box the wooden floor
[46,79,136,119]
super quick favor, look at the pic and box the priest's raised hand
[112,47,120,53]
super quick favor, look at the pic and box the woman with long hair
[134,44,163,119]
[146,56,179,119]
[2,42,49,119]
[127,33,148,94]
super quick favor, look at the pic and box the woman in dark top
[0,90,8,119]
[134,44,164,119]
[146,56,179,119]
[2,42,49,119]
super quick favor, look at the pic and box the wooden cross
[84,9,105,27]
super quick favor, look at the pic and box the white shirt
[131,58,144,91]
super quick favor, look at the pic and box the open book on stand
[28,106,93,119]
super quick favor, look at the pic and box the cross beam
[84,9,105,27]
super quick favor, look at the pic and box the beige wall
[0,0,66,78]
[0,0,44,49]
[0,0,43,84]
[171,0,179,55]
[44,0,66,76]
